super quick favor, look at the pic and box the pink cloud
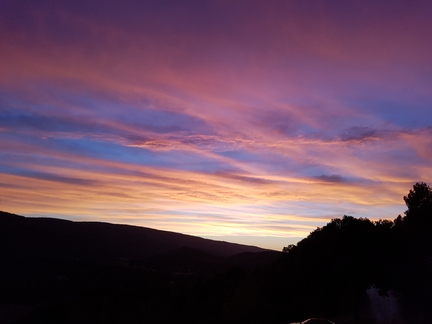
[1,0,431,248]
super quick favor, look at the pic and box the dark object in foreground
[2,182,432,323]
[301,319,336,324]
[0,211,266,261]
[0,211,280,323]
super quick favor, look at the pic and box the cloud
[338,126,383,143]
[14,169,98,186]
[1,0,432,249]
[313,174,345,183]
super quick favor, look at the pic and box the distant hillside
[2,183,431,324]
[0,211,280,324]
[0,211,266,262]
[145,246,280,275]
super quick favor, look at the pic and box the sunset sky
[1,0,432,250]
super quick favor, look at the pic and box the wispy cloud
[1,0,431,249]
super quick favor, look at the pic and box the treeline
[259,182,432,322]
[3,183,432,323]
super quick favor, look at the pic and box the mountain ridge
[0,210,268,261]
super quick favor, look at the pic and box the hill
[4,182,431,324]
[0,211,266,262]
[0,211,281,324]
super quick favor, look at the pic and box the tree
[403,182,432,226]
[282,244,296,253]
[404,182,432,214]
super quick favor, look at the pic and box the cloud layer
[1,0,432,249]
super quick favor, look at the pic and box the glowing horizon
[1,0,432,250]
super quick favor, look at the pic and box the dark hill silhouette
[3,182,431,323]
[0,211,280,324]
[145,247,281,275]
[0,211,266,262]
[145,246,225,274]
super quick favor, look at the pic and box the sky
[1,0,432,250]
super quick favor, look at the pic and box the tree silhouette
[394,182,432,321]
[273,184,432,322]
[282,244,296,253]
[403,182,432,223]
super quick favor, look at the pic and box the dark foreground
[1,183,432,323]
